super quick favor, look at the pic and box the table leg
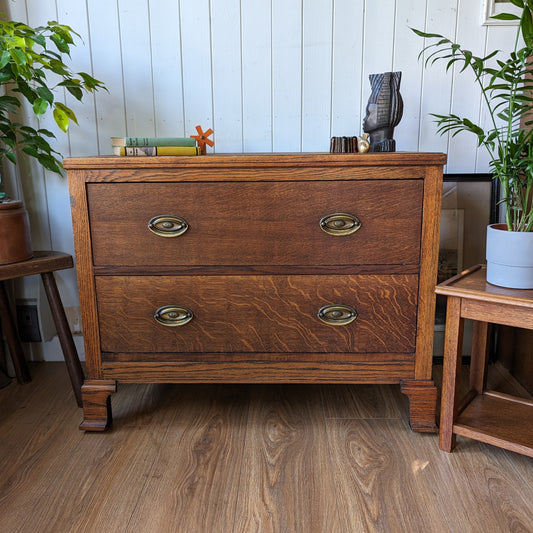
[41,272,84,407]
[469,321,490,394]
[0,280,31,384]
[439,295,464,452]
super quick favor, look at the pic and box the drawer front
[87,180,422,267]
[95,274,418,354]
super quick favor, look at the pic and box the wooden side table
[435,264,533,457]
[0,251,84,406]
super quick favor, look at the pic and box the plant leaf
[54,102,78,125]
[492,13,521,21]
[0,50,10,69]
[36,85,54,103]
[53,106,70,131]
[32,97,48,117]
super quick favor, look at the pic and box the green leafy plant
[413,0,533,231]
[0,14,105,200]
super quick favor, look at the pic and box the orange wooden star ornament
[191,125,214,154]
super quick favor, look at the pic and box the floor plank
[0,363,532,533]
[9,382,180,533]
[406,432,533,533]
[0,364,85,533]
[327,418,449,532]
[58,383,184,533]
[233,385,342,533]
[410,362,533,533]
[320,383,404,420]
[125,384,250,533]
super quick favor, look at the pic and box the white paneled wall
[0,0,517,359]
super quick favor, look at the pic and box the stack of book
[112,136,201,156]
[330,136,358,153]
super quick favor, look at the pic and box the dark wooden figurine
[363,71,403,152]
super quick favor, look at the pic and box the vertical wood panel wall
[0,0,517,358]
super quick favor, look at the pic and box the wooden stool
[435,264,533,457]
[0,251,84,407]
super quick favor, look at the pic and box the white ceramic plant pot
[486,223,533,289]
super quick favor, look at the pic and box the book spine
[329,136,359,153]
[112,136,196,147]
[114,146,201,156]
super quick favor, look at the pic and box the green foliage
[413,0,533,231]
[0,14,106,200]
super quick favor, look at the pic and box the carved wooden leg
[79,380,116,431]
[400,379,438,432]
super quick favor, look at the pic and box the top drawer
[87,180,422,267]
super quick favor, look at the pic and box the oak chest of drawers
[64,152,446,431]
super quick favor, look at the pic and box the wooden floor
[1,363,532,533]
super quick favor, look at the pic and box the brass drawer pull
[148,215,188,237]
[154,305,194,327]
[320,213,361,236]
[317,304,357,326]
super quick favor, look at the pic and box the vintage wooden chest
[64,152,445,431]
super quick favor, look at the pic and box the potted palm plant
[0,15,105,264]
[413,0,533,288]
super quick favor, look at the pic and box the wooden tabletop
[63,152,447,170]
[435,264,533,309]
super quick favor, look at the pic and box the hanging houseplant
[413,0,533,288]
[0,15,105,264]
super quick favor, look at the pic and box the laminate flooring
[0,362,532,533]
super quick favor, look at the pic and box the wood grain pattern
[93,263,419,276]
[320,383,404,420]
[454,393,533,456]
[233,385,342,533]
[66,153,444,431]
[0,364,84,533]
[67,169,103,379]
[2,363,533,532]
[0,251,72,281]
[436,264,533,310]
[414,163,443,381]
[439,295,465,452]
[79,380,116,431]
[326,419,447,532]
[76,165,430,183]
[437,265,533,456]
[87,180,423,267]
[63,152,448,170]
[125,384,250,532]
[95,274,418,354]
[100,360,416,384]
[408,424,533,533]
[400,379,438,432]
[461,299,533,329]
[20,381,185,533]
[469,321,490,393]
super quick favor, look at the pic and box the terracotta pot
[486,223,533,289]
[0,200,33,265]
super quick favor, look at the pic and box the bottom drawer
[95,274,418,354]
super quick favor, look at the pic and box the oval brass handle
[154,305,194,327]
[317,304,357,326]
[148,215,188,237]
[320,213,361,236]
